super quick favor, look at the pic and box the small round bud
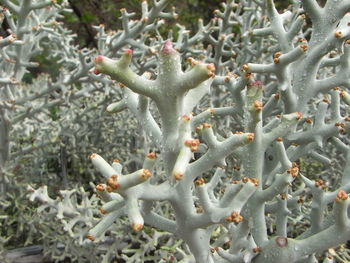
[132,223,143,232]
[173,172,183,181]
[86,234,95,241]
[334,31,343,38]
[195,178,205,186]
[146,152,156,159]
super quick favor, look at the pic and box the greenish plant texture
[1,0,350,262]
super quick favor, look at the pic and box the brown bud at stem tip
[241,64,249,72]
[182,115,191,121]
[89,153,97,160]
[253,100,263,111]
[335,190,348,202]
[306,118,312,124]
[253,247,262,253]
[300,44,308,52]
[210,247,219,253]
[203,123,211,128]
[335,122,345,128]
[208,72,215,78]
[196,206,204,213]
[315,179,325,188]
[246,133,255,142]
[185,139,200,148]
[297,197,304,204]
[141,169,152,179]
[86,234,95,241]
[132,224,143,232]
[146,152,156,159]
[287,165,299,177]
[274,52,282,59]
[173,172,184,181]
[225,211,243,223]
[207,63,215,72]
[195,178,205,186]
[296,112,303,120]
[233,165,240,171]
[250,178,259,186]
[107,175,119,189]
[96,184,105,192]
[99,208,107,214]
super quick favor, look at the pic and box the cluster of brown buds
[185,139,200,152]
[335,122,346,134]
[273,51,282,64]
[233,132,255,142]
[140,169,152,179]
[225,211,243,223]
[207,63,216,78]
[187,57,200,66]
[231,177,259,186]
[186,57,216,78]
[314,179,327,190]
[106,174,119,192]
[242,177,259,186]
[335,190,348,202]
[287,162,299,177]
[233,165,240,171]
